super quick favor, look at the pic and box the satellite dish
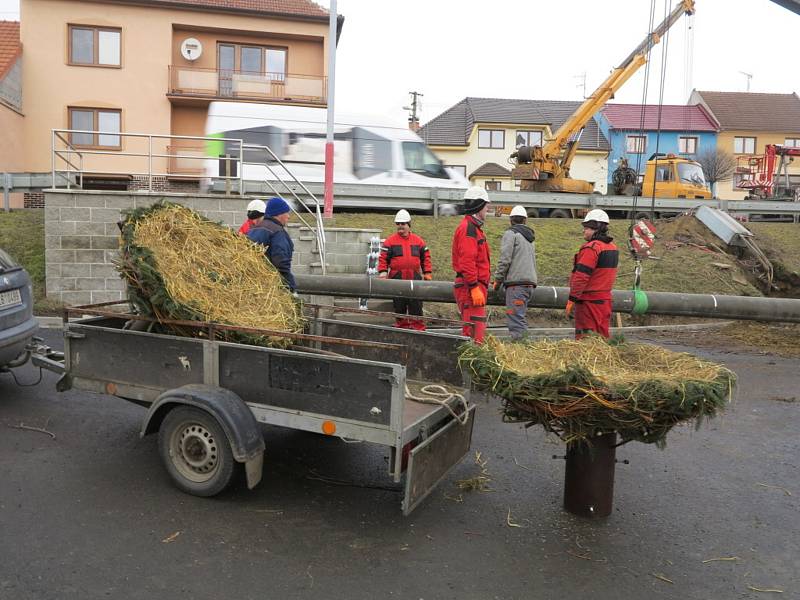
[180,38,203,61]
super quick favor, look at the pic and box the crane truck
[509,0,711,216]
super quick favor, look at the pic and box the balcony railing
[168,66,327,104]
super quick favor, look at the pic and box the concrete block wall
[44,190,381,305]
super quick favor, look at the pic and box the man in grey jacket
[492,205,538,339]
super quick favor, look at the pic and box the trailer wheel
[158,406,236,497]
[548,209,571,218]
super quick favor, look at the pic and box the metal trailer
[35,307,476,515]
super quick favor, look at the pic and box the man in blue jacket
[247,197,296,292]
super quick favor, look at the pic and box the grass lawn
[326,214,766,296]
[0,210,63,315]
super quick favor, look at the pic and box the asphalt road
[1,330,798,600]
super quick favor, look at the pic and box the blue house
[596,104,719,185]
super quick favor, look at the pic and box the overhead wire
[649,0,674,219]
[629,0,658,229]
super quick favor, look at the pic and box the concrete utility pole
[323,0,337,218]
[294,275,800,324]
[404,91,423,132]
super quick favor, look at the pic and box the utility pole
[739,71,753,92]
[323,0,337,218]
[404,91,423,131]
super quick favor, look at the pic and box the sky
[2,0,798,127]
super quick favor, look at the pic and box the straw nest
[116,202,304,347]
[459,336,735,447]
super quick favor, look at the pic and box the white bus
[204,102,468,190]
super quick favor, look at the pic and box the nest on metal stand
[459,336,735,447]
[115,201,304,347]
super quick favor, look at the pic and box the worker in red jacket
[566,209,619,339]
[238,199,266,235]
[452,186,491,343]
[378,209,432,330]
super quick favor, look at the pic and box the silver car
[0,248,38,369]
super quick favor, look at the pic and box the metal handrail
[51,128,329,272]
[241,143,327,274]
[51,129,245,192]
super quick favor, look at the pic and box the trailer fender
[141,384,265,489]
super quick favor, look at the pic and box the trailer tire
[548,209,571,218]
[158,406,237,497]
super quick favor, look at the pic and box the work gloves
[565,300,575,318]
[470,286,487,307]
[423,274,432,281]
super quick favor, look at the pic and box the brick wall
[129,176,201,194]
[24,192,45,208]
[44,190,379,306]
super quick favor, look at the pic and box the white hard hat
[463,186,490,202]
[582,209,610,224]
[246,199,266,214]
[510,205,528,218]
[394,209,411,223]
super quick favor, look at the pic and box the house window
[734,136,756,154]
[515,130,542,148]
[69,25,121,67]
[69,107,121,148]
[478,129,505,149]
[626,135,647,154]
[447,165,467,178]
[219,43,287,80]
[485,181,501,191]
[678,136,698,154]
[784,138,800,148]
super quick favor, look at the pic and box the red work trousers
[574,299,612,339]
[454,283,488,343]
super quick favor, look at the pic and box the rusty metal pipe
[563,433,617,518]
[294,275,800,323]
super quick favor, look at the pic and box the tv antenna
[404,91,423,130]
[574,72,587,98]
[739,71,753,92]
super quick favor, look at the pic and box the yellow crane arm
[543,0,695,161]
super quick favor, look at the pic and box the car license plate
[0,288,22,309]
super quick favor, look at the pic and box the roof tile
[105,0,328,18]
[0,21,21,80]
[694,91,800,133]
[601,103,718,131]
[469,162,512,178]
[419,97,609,151]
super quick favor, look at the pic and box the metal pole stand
[563,432,617,518]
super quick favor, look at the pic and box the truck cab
[641,154,711,199]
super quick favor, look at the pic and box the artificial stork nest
[459,336,736,447]
[116,202,304,347]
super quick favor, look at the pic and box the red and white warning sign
[629,219,656,257]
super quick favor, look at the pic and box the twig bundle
[116,202,303,346]
[459,336,735,447]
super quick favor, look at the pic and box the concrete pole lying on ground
[294,275,800,323]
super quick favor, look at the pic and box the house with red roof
[3,0,339,201]
[596,103,719,188]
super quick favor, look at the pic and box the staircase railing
[241,144,327,274]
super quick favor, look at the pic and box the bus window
[402,142,449,179]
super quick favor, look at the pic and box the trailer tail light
[321,420,336,435]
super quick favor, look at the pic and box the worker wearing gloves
[247,197,297,292]
[452,186,491,343]
[566,209,619,339]
[492,205,537,339]
[238,199,267,235]
[378,209,433,330]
